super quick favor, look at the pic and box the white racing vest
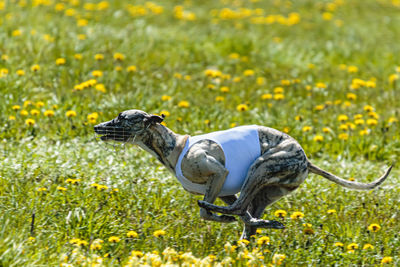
[175,125,261,196]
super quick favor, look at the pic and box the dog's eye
[118,113,124,120]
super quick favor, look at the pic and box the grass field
[0,0,399,266]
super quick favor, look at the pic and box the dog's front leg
[198,155,235,223]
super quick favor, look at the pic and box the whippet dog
[94,109,392,240]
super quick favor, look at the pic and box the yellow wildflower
[9,115,16,120]
[257,236,270,245]
[327,209,336,214]
[261,93,272,100]
[368,223,381,232]
[334,242,344,247]
[25,119,35,126]
[114,53,125,61]
[153,230,166,237]
[272,253,286,265]
[316,82,327,89]
[127,230,138,238]
[74,54,83,60]
[274,210,287,218]
[338,114,348,122]
[31,64,40,72]
[236,104,249,112]
[161,95,171,101]
[66,110,77,118]
[108,236,120,243]
[57,186,67,191]
[95,54,104,60]
[16,70,25,76]
[338,133,349,140]
[243,69,255,76]
[363,243,374,250]
[215,96,225,102]
[347,65,358,73]
[347,243,358,250]
[313,135,324,142]
[220,86,230,93]
[381,257,393,264]
[92,70,103,77]
[389,73,399,83]
[12,105,21,111]
[302,126,312,132]
[274,94,285,100]
[20,110,29,116]
[178,100,190,108]
[127,65,137,72]
[56,58,66,65]
[290,211,304,219]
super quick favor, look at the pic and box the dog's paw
[197,200,210,209]
[269,220,285,229]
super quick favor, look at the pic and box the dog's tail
[307,161,393,190]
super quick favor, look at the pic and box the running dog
[94,109,392,239]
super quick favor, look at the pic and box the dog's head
[94,109,164,143]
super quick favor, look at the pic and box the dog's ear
[148,114,165,124]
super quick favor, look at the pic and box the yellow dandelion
[30,109,40,116]
[153,230,166,237]
[236,104,249,112]
[161,95,171,101]
[36,187,46,192]
[178,100,190,108]
[25,118,35,126]
[334,242,344,247]
[66,110,77,118]
[127,230,138,238]
[364,105,374,112]
[16,69,25,76]
[366,119,378,126]
[347,65,358,73]
[363,243,374,250]
[215,96,225,102]
[274,93,285,100]
[20,110,29,116]
[347,243,358,250]
[347,93,357,100]
[338,114,348,122]
[31,64,40,72]
[274,87,284,94]
[261,93,272,100]
[159,110,170,117]
[95,84,106,93]
[220,86,230,93]
[302,126,312,132]
[12,29,22,36]
[12,105,21,111]
[313,135,324,142]
[381,257,393,264]
[56,58,66,65]
[272,253,286,265]
[127,65,137,72]
[367,223,381,232]
[113,53,125,61]
[243,69,255,76]
[95,54,104,60]
[327,209,336,214]
[257,236,270,245]
[237,239,250,246]
[92,70,103,77]
[256,77,265,85]
[355,119,365,125]
[281,79,291,86]
[322,127,331,133]
[338,133,349,140]
[314,104,325,111]
[389,74,399,83]
[74,54,83,60]
[316,82,327,89]
[290,211,304,219]
[57,186,67,191]
[9,115,16,120]
[108,236,120,243]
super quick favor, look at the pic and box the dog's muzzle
[94,124,132,142]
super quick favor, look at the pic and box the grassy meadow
[0,0,400,265]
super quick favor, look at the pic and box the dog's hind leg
[198,147,308,216]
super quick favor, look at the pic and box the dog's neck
[136,124,188,173]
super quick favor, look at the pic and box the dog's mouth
[94,126,132,142]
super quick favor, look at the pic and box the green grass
[0,0,399,265]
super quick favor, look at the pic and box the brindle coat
[94,110,392,240]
